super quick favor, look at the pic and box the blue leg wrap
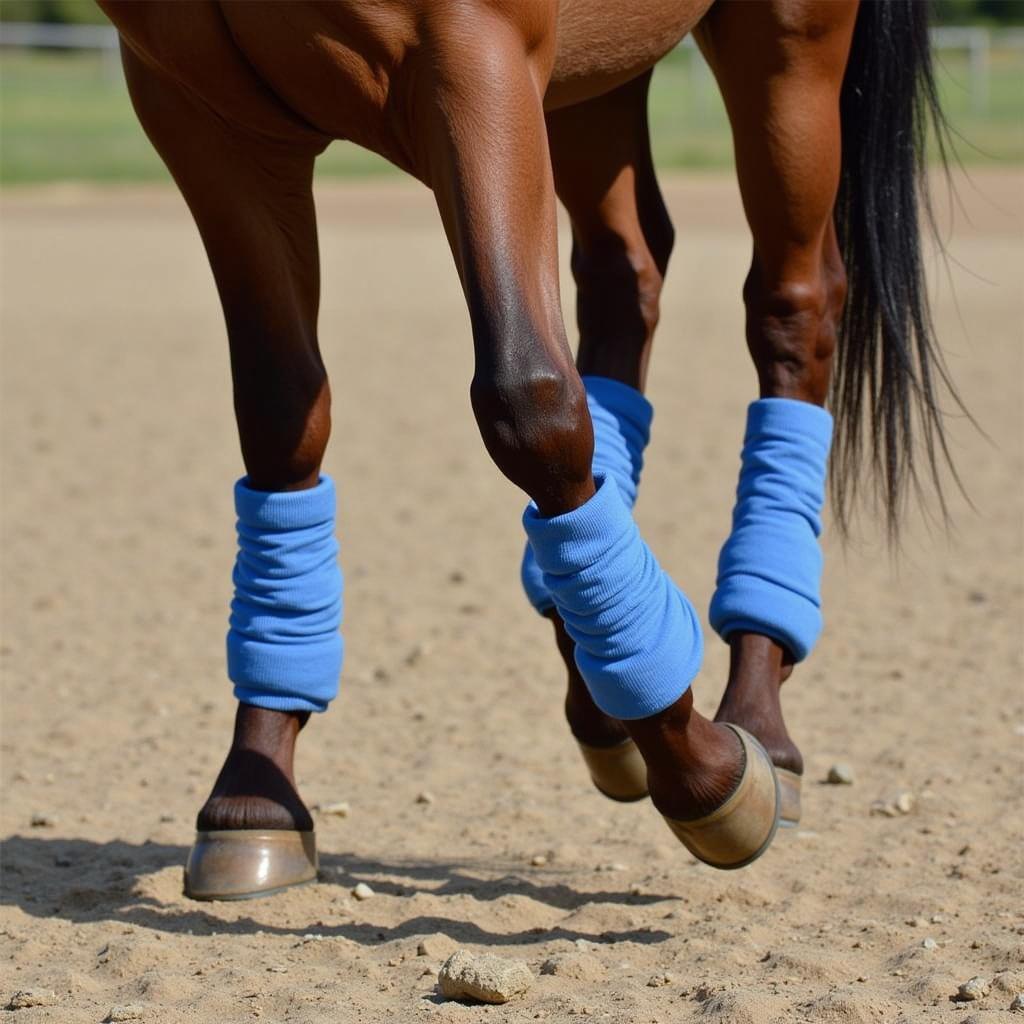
[227,475,343,713]
[523,475,702,720]
[521,376,653,614]
[709,399,833,662]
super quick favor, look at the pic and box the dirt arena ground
[1,171,1022,1023]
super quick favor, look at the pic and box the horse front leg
[414,6,776,867]
[531,71,675,787]
[695,0,859,825]
[120,46,335,895]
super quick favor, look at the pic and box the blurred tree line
[1,0,1023,25]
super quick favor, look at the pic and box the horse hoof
[775,767,802,827]
[577,736,649,802]
[660,724,780,870]
[184,829,318,901]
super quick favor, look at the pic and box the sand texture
[1,171,1022,1022]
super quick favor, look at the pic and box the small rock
[540,952,605,982]
[955,977,990,1002]
[54,854,72,868]
[29,813,55,828]
[106,1006,145,1022]
[415,791,435,805]
[530,854,548,867]
[159,813,175,823]
[316,801,350,817]
[827,763,855,785]
[906,917,929,928]
[870,800,899,818]
[1010,993,1024,1012]
[7,990,58,1010]
[437,949,533,1004]
[922,937,938,950]
[417,934,457,959]
[894,791,916,814]
[597,862,627,873]
[352,882,375,901]
[647,973,674,988]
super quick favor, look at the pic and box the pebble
[647,972,674,988]
[29,813,55,828]
[597,862,628,873]
[106,1006,145,1022]
[1010,993,1024,1012]
[316,801,350,817]
[415,792,435,805]
[7,990,58,1010]
[539,952,606,982]
[827,763,855,785]
[871,792,915,817]
[894,791,916,814]
[352,882,375,901]
[530,854,548,867]
[437,950,533,1004]
[922,937,938,950]
[417,934,457,959]
[955,977,990,1002]
[870,800,898,818]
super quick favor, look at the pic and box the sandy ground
[1,170,1022,1024]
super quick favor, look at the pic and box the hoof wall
[184,829,317,901]
[577,737,649,803]
[661,725,780,870]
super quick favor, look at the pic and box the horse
[94,0,958,899]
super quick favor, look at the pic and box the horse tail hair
[830,0,967,539]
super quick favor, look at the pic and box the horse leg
[120,46,332,835]
[416,7,744,825]
[695,1,859,778]
[541,72,675,750]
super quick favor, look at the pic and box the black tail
[831,0,967,538]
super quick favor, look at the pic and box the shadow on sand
[0,834,678,947]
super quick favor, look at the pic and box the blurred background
[1,0,1022,185]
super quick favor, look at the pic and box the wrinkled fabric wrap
[227,475,343,713]
[521,376,653,613]
[709,399,833,662]
[523,475,702,720]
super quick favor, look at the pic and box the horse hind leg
[120,46,335,863]
[547,69,674,391]
[694,1,859,799]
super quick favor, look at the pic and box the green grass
[0,45,1021,186]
